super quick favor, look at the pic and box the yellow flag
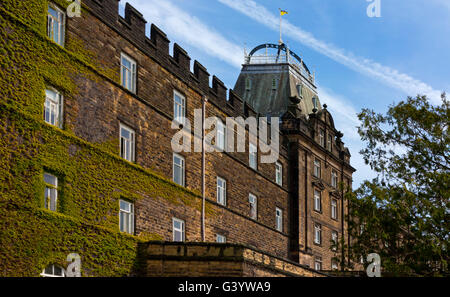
[280,10,288,16]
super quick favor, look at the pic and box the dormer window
[327,134,332,151]
[319,129,325,147]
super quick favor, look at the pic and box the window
[314,189,321,212]
[44,173,58,211]
[276,208,283,232]
[275,162,283,186]
[47,4,65,46]
[331,260,338,270]
[173,154,185,186]
[41,264,65,277]
[327,134,332,151]
[120,53,137,93]
[249,143,257,170]
[245,77,252,91]
[331,199,338,220]
[331,231,338,251]
[173,90,186,124]
[296,84,303,97]
[119,199,134,234]
[319,129,325,147]
[44,89,63,128]
[271,78,278,90]
[249,194,257,220]
[217,177,226,206]
[173,218,185,242]
[314,158,321,178]
[331,170,338,188]
[120,123,135,162]
[216,234,226,243]
[314,223,322,245]
[314,257,322,271]
[312,97,318,109]
[216,120,226,150]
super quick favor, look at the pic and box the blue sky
[119,0,449,187]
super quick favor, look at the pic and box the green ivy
[0,0,214,276]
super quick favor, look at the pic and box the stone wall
[141,242,326,277]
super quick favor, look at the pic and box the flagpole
[279,8,282,44]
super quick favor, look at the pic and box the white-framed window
[327,134,332,151]
[331,230,338,251]
[276,208,283,232]
[41,264,65,277]
[314,158,321,178]
[216,234,226,243]
[47,4,65,46]
[249,193,257,220]
[120,53,137,93]
[331,199,338,220]
[216,119,226,151]
[319,129,325,147]
[217,176,226,206]
[314,223,322,245]
[275,162,283,186]
[249,143,257,170]
[119,199,134,234]
[314,189,321,212]
[331,260,338,270]
[44,88,63,128]
[44,173,58,211]
[173,153,185,186]
[331,170,338,188]
[315,257,322,271]
[172,218,185,242]
[173,90,186,124]
[120,123,135,162]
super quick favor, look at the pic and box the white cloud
[129,0,243,68]
[218,0,443,104]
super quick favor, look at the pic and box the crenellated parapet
[83,1,249,119]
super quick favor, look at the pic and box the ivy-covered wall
[0,0,205,276]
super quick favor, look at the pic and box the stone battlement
[83,0,255,119]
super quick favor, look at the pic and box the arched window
[41,264,65,277]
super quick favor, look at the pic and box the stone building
[0,0,354,277]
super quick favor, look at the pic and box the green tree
[336,94,449,276]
